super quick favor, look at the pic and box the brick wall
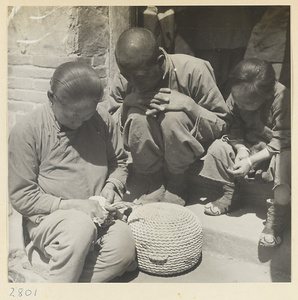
[8,6,133,133]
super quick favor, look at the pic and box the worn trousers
[26,210,136,282]
[200,138,291,190]
[123,107,206,175]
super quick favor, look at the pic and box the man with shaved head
[109,27,229,206]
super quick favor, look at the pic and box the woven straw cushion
[128,202,203,276]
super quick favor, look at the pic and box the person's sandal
[259,200,289,247]
[259,228,282,247]
[204,196,231,215]
[204,183,241,216]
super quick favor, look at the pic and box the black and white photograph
[2,2,297,300]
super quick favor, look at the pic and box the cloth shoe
[259,199,290,247]
[163,172,187,206]
[204,182,241,216]
[133,169,165,205]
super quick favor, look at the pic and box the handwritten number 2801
[10,288,37,297]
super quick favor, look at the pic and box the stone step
[185,173,291,280]
[186,195,291,280]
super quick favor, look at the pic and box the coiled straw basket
[128,202,203,276]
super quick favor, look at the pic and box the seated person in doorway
[8,62,136,282]
[108,27,230,206]
[200,58,291,247]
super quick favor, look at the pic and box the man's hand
[123,88,171,112]
[123,93,148,111]
[123,88,195,117]
[121,91,162,122]
[144,89,194,116]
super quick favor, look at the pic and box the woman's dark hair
[229,58,276,100]
[50,61,103,105]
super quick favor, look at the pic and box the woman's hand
[235,148,250,164]
[100,182,122,204]
[100,182,124,221]
[59,199,107,224]
[227,158,252,177]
